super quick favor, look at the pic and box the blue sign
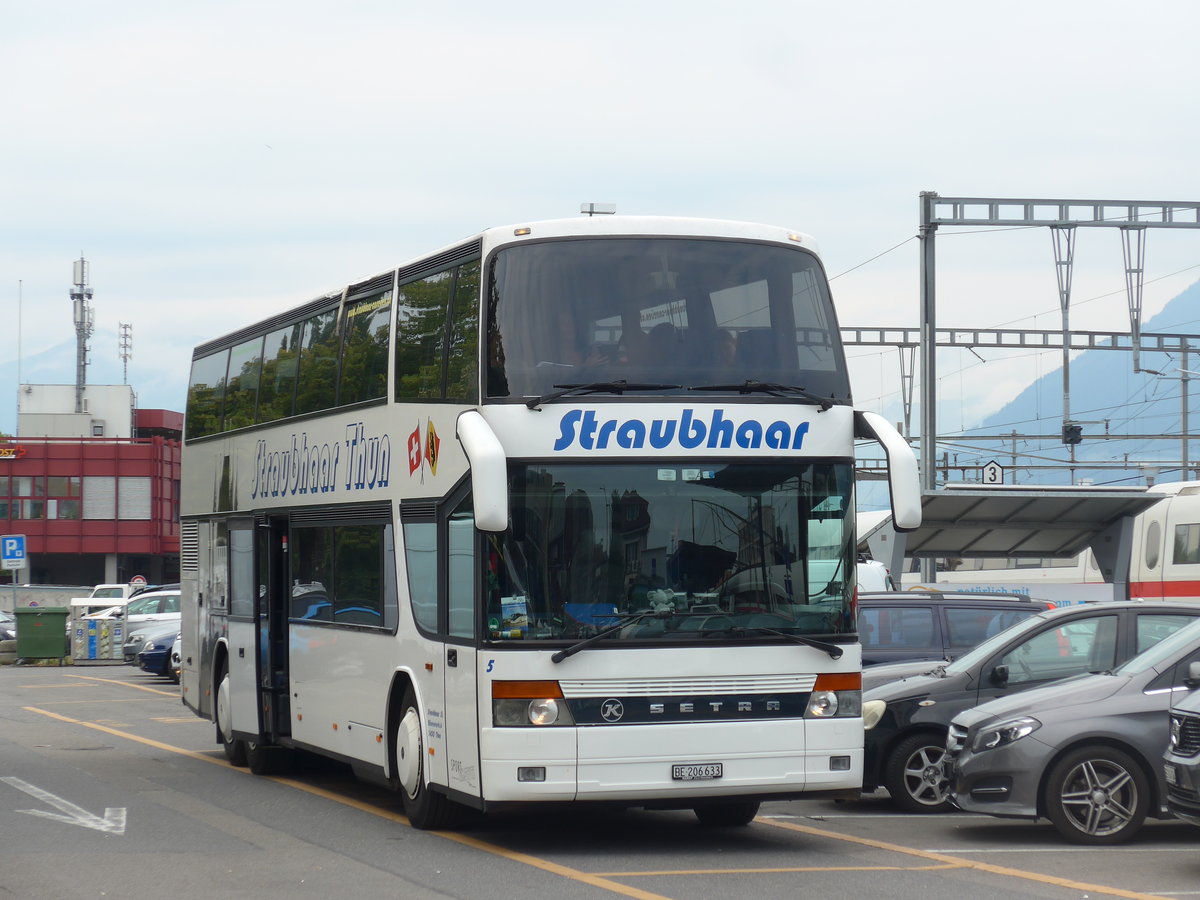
[2,534,27,569]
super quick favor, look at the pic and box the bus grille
[558,674,817,697]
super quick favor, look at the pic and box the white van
[856,559,895,592]
[69,583,135,619]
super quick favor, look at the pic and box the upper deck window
[485,237,849,402]
[339,290,393,406]
[394,259,480,403]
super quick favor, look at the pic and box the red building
[0,408,182,585]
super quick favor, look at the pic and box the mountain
[969,279,1200,487]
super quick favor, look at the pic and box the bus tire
[693,800,760,826]
[396,686,457,829]
[216,660,247,767]
[247,741,292,777]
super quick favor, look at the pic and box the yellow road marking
[759,817,1172,900]
[64,674,179,697]
[29,697,164,705]
[24,707,220,765]
[20,682,102,689]
[594,864,963,876]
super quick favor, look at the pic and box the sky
[5,0,1200,437]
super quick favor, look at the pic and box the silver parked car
[945,617,1200,844]
[1164,662,1200,827]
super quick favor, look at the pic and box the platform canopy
[901,485,1163,559]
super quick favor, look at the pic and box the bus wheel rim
[216,675,233,738]
[397,708,422,799]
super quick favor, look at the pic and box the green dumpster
[15,607,69,659]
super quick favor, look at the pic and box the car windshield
[942,608,1055,675]
[126,595,161,616]
[1114,617,1200,676]
[485,460,856,643]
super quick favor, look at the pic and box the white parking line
[764,813,992,820]
[921,854,1200,859]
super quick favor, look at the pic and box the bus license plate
[673,763,723,781]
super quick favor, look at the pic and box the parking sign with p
[2,534,27,569]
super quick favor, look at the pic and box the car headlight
[862,699,887,731]
[1170,715,1182,751]
[972,715,1041,752]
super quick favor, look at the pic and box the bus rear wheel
[693,800,760,826]
[247,740,292,776]
[396,687,457,830]
[216,662,247,767]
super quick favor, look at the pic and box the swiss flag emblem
[407,426,422,475]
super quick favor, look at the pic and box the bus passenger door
[257,516,292,742]
[443,502,482,800]
[225,521,260,738]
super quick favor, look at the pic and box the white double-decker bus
[180,214,920,828]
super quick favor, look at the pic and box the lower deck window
[290,523,387,627]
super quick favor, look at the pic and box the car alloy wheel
[1044,746,1149,844]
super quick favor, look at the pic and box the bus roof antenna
[580,202,616,216]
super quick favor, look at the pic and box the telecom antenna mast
[71,256,94,414]
[119,322,132,384]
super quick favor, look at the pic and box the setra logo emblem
[600,699,625,723]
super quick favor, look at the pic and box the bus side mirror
[457,411,509,532]
[853,411,921,531]
[990,664,1009,686]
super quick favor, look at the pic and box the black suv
[862,600,1200,812]
[858,591,1051,667]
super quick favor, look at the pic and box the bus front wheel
[396,687,457,830]
[216,662,247,767]
[693,800,761,826]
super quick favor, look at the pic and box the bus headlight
[527,698,560,726]
[804,673,862,719]
[491,681,574,727]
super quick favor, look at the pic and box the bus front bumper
[479,719,862,803]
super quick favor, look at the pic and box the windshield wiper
[550,608,675,663]
[688,380,834,411]
[700,623,844,659]
[526,381,682,410]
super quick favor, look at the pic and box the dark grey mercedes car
[862,600,1200,813]
[945,617,1200,844]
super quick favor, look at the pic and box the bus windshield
[485,461,855,643]
[486,237,848,402]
